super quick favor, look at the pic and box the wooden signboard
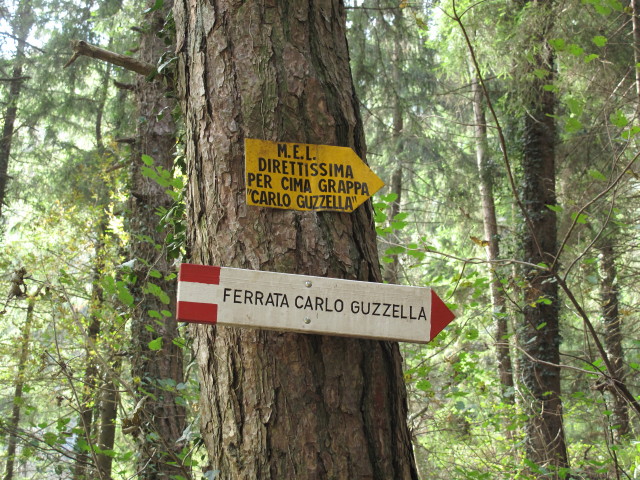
[244,138,384,213]
[177,264,455,344]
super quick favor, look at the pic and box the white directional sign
[177,264,455,344]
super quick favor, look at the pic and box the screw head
[304,317,311,324]
[305,281,312,288]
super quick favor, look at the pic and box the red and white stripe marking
[177,263,455,344]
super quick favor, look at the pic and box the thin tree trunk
[128,2,187,478]
[174,1,418,479]
[598,243,629,441]
[73,225,105,480]
[632,0,640,114]
[3,283,42,480]
[95,357,121,480]
[470,73,515,400]
[383,166,402,284]
[0,0,34,220]
[383,8,404,286]
[518,3,569,469]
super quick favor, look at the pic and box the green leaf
[549,38,566,50]
[144,282,171,305]
[592,2,611,14]
[571,212,589,224]
[610,110,628,128]
[592,35,607,47]
[102,275,116,295]
[149,269,162,278]
[465,327,479,340]
[588,169,607,181]
[166,189,180,202]
[381,193,398,203]
[621,125,640,139]
[117,283,134,307]
[173,337,187,349]
[171,176,184,189]
[416,379,432,392]
[543,84,559,93]
[406,249,426,261]
[533,68,550,79]
[565,97,583,116]
[567,44,584,56]
[44,432,59,447]
[148,337,163,351]
[607,0,623,11]
[141,166,159,180]
[565,117,583,133]
[141,154,155,166]
[584,53,599,63]
[545,204,563,213]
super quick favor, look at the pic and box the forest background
[0,0,639,479]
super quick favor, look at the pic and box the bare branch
[0,76,30,82]
[113,80,135,91]
[64,40,155,77]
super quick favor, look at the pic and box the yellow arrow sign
[245,138,384,213]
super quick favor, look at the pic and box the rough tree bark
[128,2,188,478]
[173,1,418,479]
[518,0,569,470]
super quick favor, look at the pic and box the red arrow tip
[430,290,455,340]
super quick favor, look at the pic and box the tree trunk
[173,1,418,479]
[73,225,105,480]
[632,0,640,113]
[128,2,187,478]
[382,8,404,286]
[383,166,402,285]
[0,0,34,221]
[3,284,41,480]
[470,73,514,400]
[598,242,629,441]
[518,4,569,470]
[95,358,121,480]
